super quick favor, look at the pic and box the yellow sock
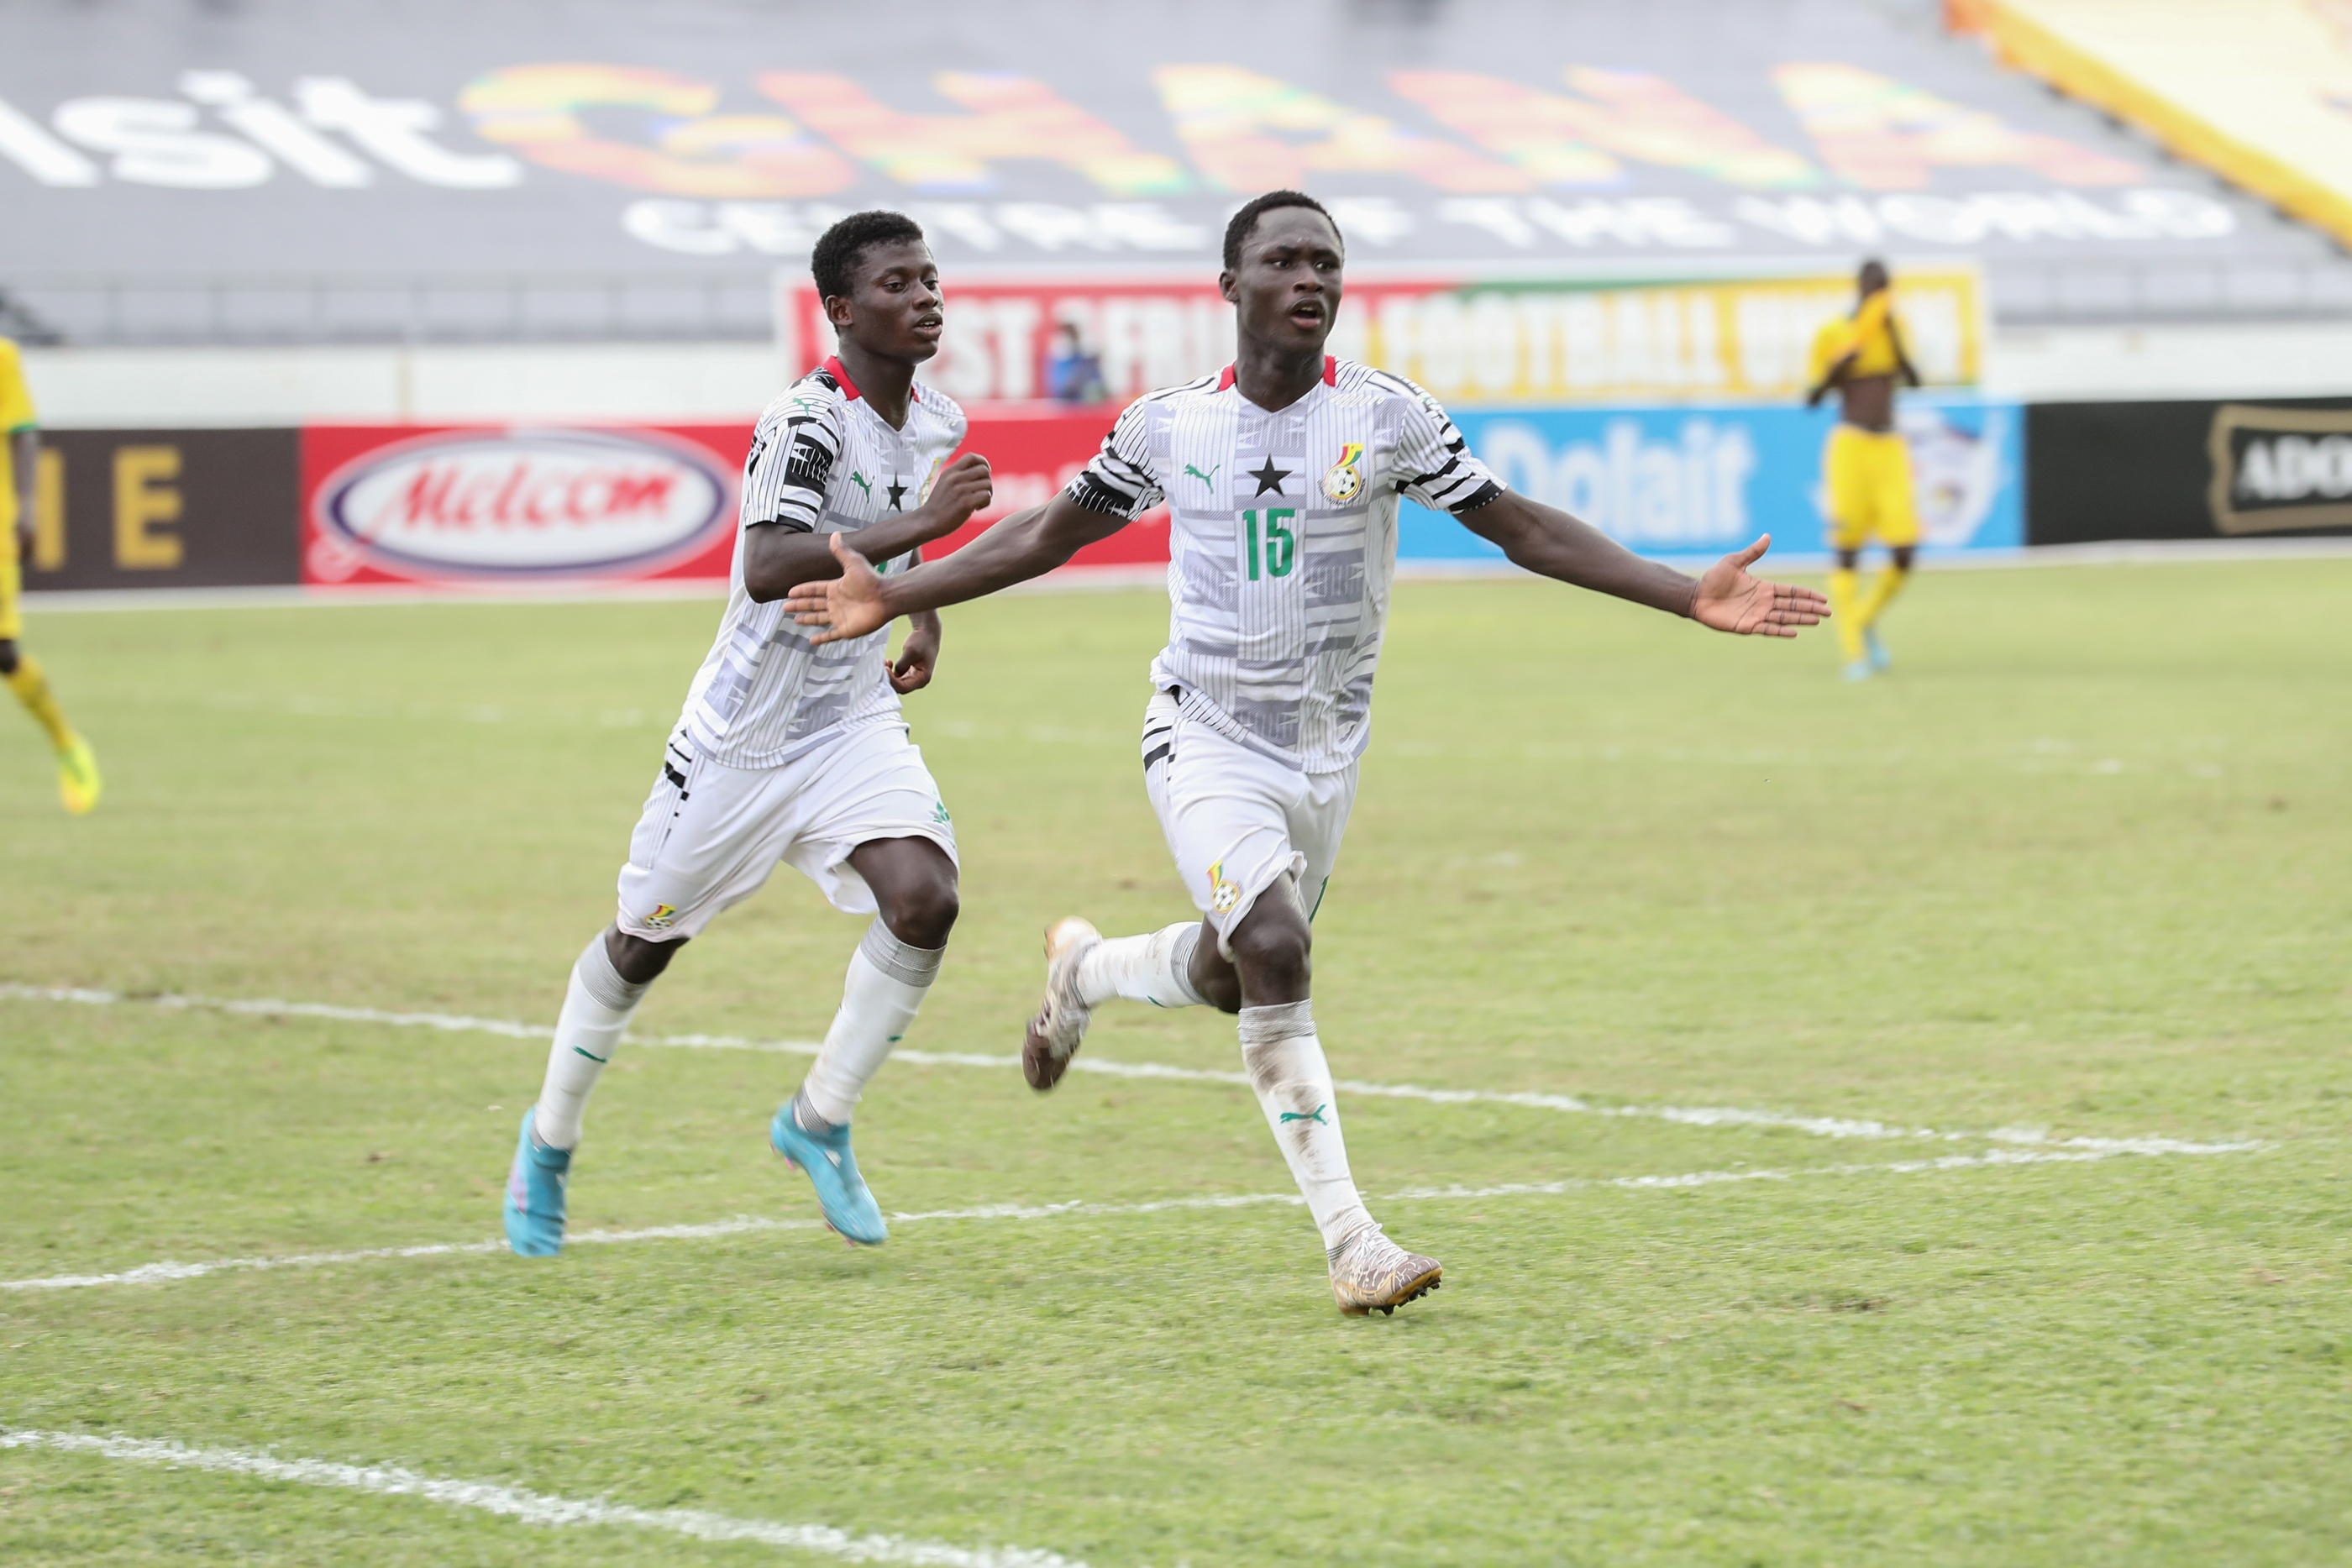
[1827,569,1865,663]
[7,655,75,752]
[1858,565,1910,629]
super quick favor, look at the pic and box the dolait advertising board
[1399,396,2024,561]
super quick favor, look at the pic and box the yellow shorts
[0,532,19,641]
[1823,425,1920,551]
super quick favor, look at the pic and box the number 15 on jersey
[1242,507,1296,581]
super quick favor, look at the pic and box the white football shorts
[1141,689,1357,957]
[616,717,957,942]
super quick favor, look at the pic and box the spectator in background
[1046,323,1106,405]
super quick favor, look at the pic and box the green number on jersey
[1241,508,1297,581]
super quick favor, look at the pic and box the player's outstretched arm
[743,454,993,602]
[1456,492,1827,637]
[783,492,1129,646]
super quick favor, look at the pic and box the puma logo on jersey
[1184,462,1220,487]
[848,471,873,498]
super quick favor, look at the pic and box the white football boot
[1328,1224,1443,1316]
[1022,916,1100,1091]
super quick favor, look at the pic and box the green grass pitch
[1,559,2347,1565]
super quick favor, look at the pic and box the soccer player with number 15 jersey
[789,191,1828,1315]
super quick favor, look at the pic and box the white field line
[2,982,2253,1158]
[0,1429,1086,1567]
[0,1143,2260,1295]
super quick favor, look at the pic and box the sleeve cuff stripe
[1446,481,1504,515]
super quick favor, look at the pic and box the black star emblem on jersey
[1247,457,1291,496]
[885,478,908,511]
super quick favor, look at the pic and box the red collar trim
[822,355,919,404]
[1217,357,1336,393]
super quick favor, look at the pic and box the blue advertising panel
[1399,396,2024,564]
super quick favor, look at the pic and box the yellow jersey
[1808,291,1902,385]
[0,338,34,537]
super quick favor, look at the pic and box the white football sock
[1077,920,1208,1009]
[797,918,943,1129]
[1237,1000,1374,1251]
[533,934,653,1151]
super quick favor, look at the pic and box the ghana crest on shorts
[1069,356,1502,774]
[683,355,967,768]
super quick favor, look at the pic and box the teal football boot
[503,1107,570,1256]
[769,1098,888,1245]
[1865,625,1892,673]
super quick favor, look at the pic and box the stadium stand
[1979,0,2352,258]
[3,0,2352,351]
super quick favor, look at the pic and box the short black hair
[1222,191,1342,271]
[811,210,927,302]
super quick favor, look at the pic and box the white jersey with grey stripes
[1068,356,1503,774]
[680,357,967,768]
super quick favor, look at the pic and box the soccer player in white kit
[504,212,994,1255]
[784,192,1829,1313]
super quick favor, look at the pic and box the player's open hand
[888,621,939,694]
[1690,535,1830,637]
[916,453,993,538]
[784,532,893,645]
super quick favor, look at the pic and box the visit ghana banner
[778,270,1986,406]
[0,0,2291,287]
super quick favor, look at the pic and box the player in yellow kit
[1805,260,1921,681]
[0,338,100,813]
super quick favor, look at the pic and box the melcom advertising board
[299,424,749,587]
[296,408,1161,588]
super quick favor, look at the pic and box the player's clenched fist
[917,453,992,535]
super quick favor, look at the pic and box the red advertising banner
[301,422,750,587]
[298,408,1160,588]
[778,268,1985,407]
[924,403,1169,565]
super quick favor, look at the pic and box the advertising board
[19,428,300,591]
[19,396,2018,599]
[1399,396,2024,561]
[298,423,748,586]
[2025,398,2352,544]
[779,270,1985,409]
[293,406,1154,588]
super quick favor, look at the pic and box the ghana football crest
[1320,443,1366,503]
